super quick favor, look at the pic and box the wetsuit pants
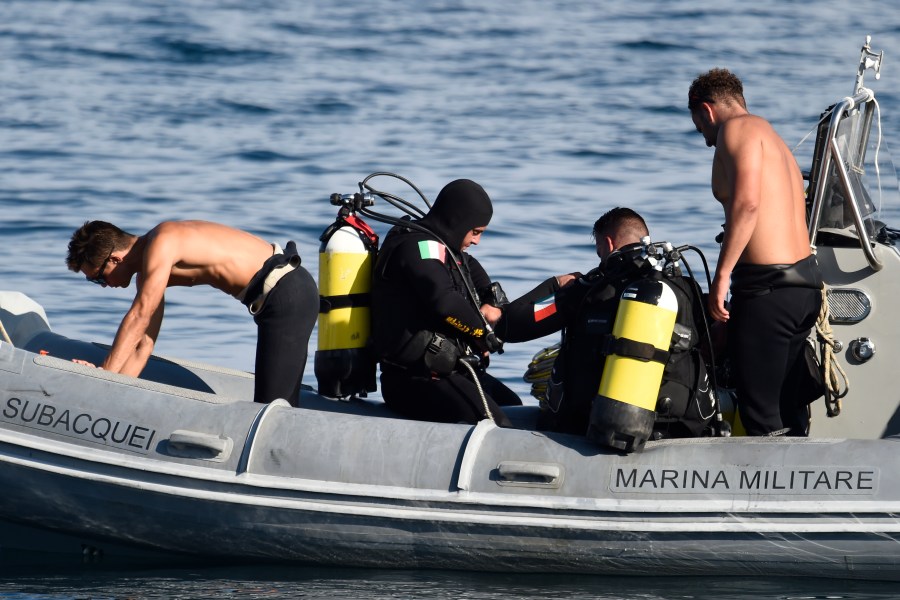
[728,286,821,436]
[380,365,522,428]
[253,265,319,406]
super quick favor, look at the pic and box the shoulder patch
[418,240,446,262]
[534,294,557,321]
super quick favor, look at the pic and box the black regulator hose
[674,244,727,437]
[361,172,431,215]
[349,173,502,352]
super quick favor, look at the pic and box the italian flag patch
[418,240,446,262]
[533,294,557,321]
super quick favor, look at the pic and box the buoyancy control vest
[538,245,716,442]
[371,178,503,376]
[371,224,496,375]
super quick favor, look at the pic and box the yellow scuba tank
[314,205,379,399]
[588,277,679,453]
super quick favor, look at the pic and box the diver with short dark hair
[496,207,715,438]
[371,179,521,427]
[65,220,318,406]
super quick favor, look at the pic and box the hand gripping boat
[2,37,900,580]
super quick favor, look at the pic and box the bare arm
[116,300,163,376]
[710,118,763,322]
[101,228,175,375]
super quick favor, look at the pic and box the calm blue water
[3,0,900,597]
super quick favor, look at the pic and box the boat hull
[2,293,900,580]
[2,444,899,579]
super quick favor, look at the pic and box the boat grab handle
[167,429,232,461]
[496,461,563,488]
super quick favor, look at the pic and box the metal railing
[807,89,883,272]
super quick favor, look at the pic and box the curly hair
[66,220,134,272]
[688,68,747,111]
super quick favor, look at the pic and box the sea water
[2,0,900,597]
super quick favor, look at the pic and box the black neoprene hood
[418,179,494,251]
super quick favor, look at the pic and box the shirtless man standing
[66,220,318,406]
[688,68,823,436]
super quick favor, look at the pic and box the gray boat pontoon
[2,37,900,580]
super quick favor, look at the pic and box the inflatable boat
[1,37,899,580]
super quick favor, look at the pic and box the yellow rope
[523,342,560,403]
[0,318,12,346]
[816,288,849,416]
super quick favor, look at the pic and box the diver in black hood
[371,179,521,427]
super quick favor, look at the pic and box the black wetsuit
[497,245,714,438]
[240,241,319,406]
[496,245,652,434]
[728,254,823,436]
[371,179,521,427]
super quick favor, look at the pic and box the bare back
[712,114,810,265]
[145,221,275,297]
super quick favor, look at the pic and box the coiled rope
[816,288,850,416]
[523,342,560,405]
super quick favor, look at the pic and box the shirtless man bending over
[66,220,318,406]
[688,68,823,436]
